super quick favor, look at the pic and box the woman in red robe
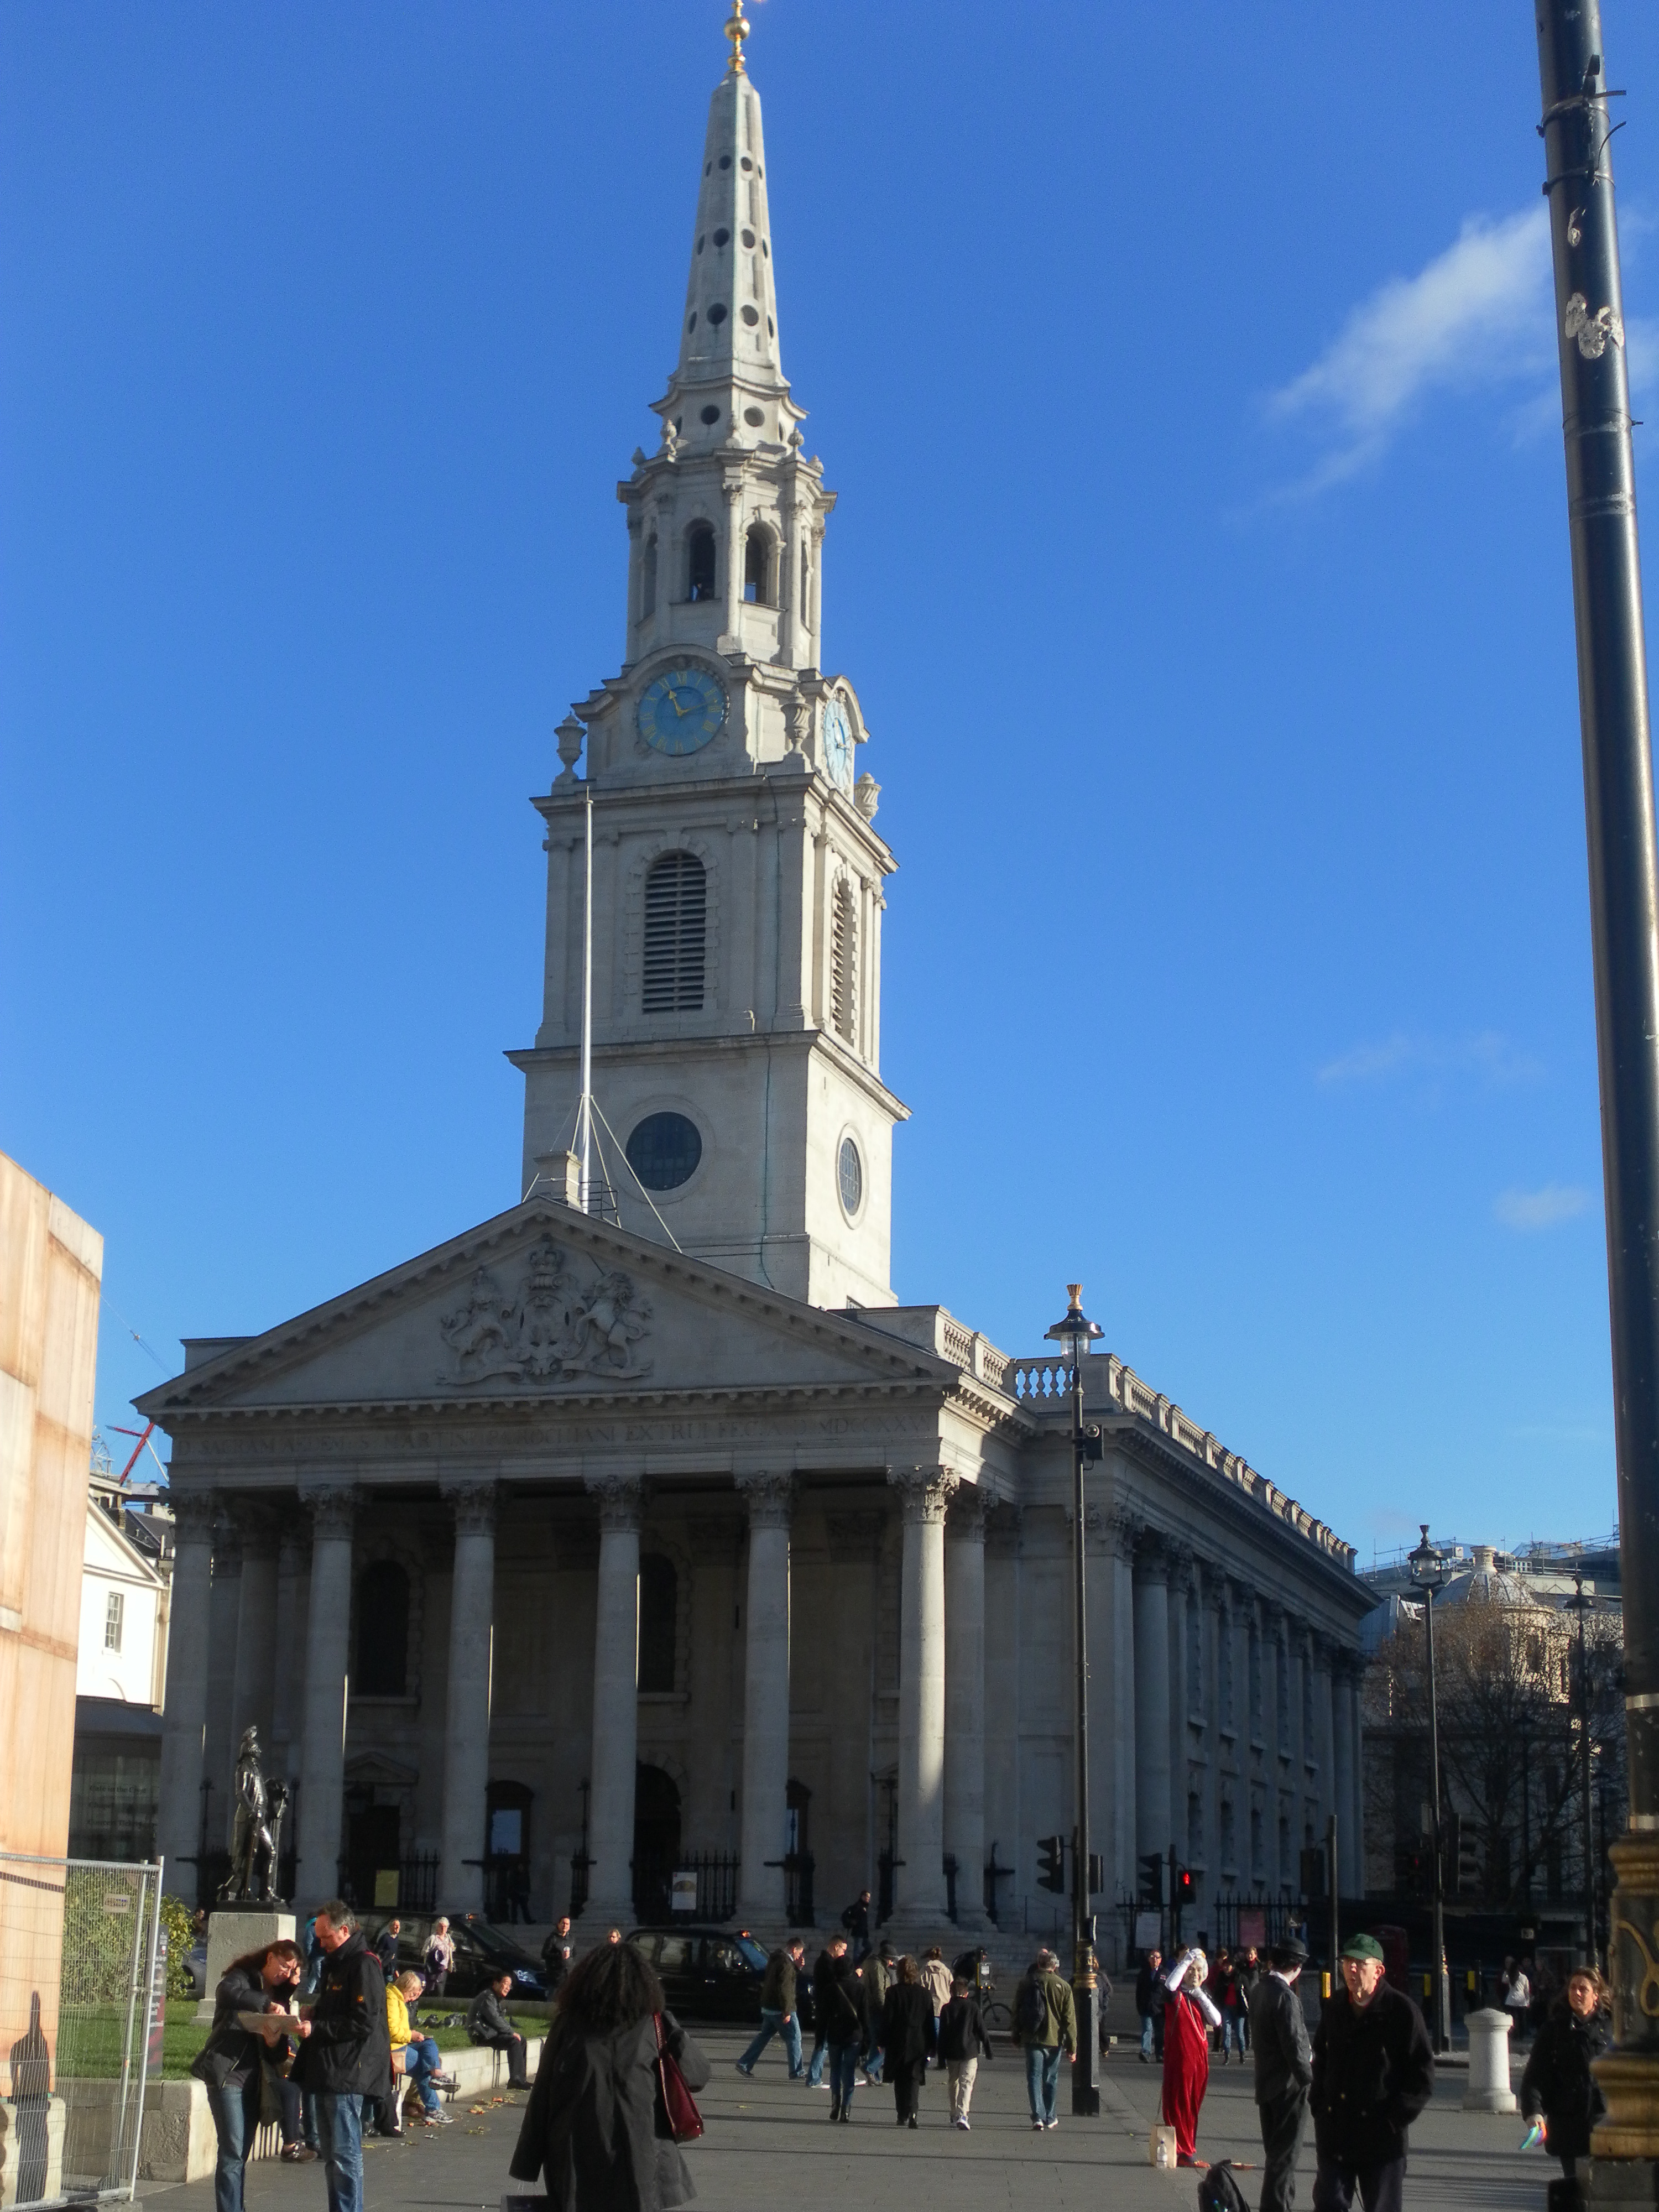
[1160,1947,1222,2166]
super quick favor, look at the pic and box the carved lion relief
[439,1235,653,1386]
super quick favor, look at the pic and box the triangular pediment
[137,1197,951,1422]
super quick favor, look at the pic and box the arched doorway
[632,1763,681,1921]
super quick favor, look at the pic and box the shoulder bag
[653,2013,703,2144]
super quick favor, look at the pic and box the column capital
[947,1487,989,1544]
[888,1464,958,1524]
[984,1502,1022,1557]
[170,1488,221,1546]
[278,1528,311,1576]
[227,1497,281,1560]
[1134,1531,1170,1584]
[440,1477,498,1537]
[735,1470,796,1529]
[585,1472,645,1533]
[300,1483,361,1540]
[213,1515,244,1576]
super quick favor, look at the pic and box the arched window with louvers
[831,875,857,1045]
[643,851,707,1013]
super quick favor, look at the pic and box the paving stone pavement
[140,2026,1554,2212]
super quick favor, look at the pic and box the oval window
[838,1137,863,1215]
[627,1112,703,1192]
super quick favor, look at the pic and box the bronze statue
[217,1726,287,1906]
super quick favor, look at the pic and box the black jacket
[879,1983,936,2068]
[1311,1982,1435,2168]
[373,1928,399,1975]
[812,1952,862,2044]
[1249,1973,1313,2107]
[759,1951,799,2013]
[469,1988,519,2042]
[292,1931,394,2098]
[191,1966,287,2091]
[1135,1964,1166,2017]
[841,1898,870,1943]
[509,2010,709,2212]
[937,1995,993,2063]
[541,1932,573,1989]
[1521,2002,1610,2160]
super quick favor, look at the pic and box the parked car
[625,1926,768,2021]
[369,1912,548,2003]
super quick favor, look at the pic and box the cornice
[505,1031,909,1124]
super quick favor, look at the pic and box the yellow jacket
[386,1986,413,2051]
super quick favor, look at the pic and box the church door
[345,1803,400,1913]
[632,1764,681,1921]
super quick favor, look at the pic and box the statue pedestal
[194,1910,296,2024]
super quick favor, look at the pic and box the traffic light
[1037,1835,1066,1893]
[1174,1865,1195,1906]
[1139,1852,1165,1905]
[1300,1846,1327,1901]
[1088,1854,1105,1895]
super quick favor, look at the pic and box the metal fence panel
[0,1853,161,2210]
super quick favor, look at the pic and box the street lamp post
[1566,1573,1598,1967]
[1407,1525,1452,2053]
[1046,1284,1103,2117]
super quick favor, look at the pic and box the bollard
[1463,2007,1517,2112]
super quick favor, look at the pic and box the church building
[143,11,1373,1964]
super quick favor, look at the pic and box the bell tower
[511,5,905,1310]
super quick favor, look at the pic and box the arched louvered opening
[687,523,717,602]
[643,851,706,1012]
[743,523,773,605]
[831,877,856,1045]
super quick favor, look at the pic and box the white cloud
[1494,1183,1592,1230]
[1317,1030,1540,1088]
[1269,208,1553,492]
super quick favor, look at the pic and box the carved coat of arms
[439,1236,653,1385]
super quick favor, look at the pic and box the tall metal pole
[580,780,594,1212]
[1423,1578,1451,2053]
[1068,1343,1099,2116]
[1535,0,1659,2169]
[1573,1576,1598,1966]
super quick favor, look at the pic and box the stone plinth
[195,1910,295,2024]
[1462,2007,1517,2112]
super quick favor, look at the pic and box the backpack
[1015,1975,1050,2040]
[1197,2163,1250,2212]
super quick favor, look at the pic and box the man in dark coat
[937,1974,993,2130]
[292,1902,394,2212]
[736,1939,805,2078]
[841,1890,873,1962]
[812,1938,863,2120]
[1249,1935,1314,2212]
[373,1918,400,1977]
[1310,1934,1434,2211]
[541,1916,574,1995]
[879,1959,936,2128]
[468,1971,529,2088]
[1135,1948,1165,2061]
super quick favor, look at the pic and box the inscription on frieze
[439,1235,653,1386]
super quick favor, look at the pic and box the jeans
[826,2041,858,2111]
[947,2058,978,2120]
[805,2033,827,2086]
[1223,2012,1245,2057]
[1140,2012,1155,2057]
[399,2037,444,2114]
[1311,2152,1405,2212]
[739,2009,803,2075]
[278,2080,319,2149]
[206,2077,260,2212]
[314,2092,365,2212]
[1024,2043,1061,2125]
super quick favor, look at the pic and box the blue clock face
[822,697,853,790]
[638,666,728,756]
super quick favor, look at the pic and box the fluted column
[294,1486,358,1906]
[944,1489,988,1930]
[735,1473,795,1919]
[1333,1655,1361,1893]
[229,1504,280,1759]
[1348,1665,1365,1891]
[585,1475,644,1918]
[1133,1540,1172,1861]
[1108,1512,1140,1901]
[890,1465,955,1918]
[156,1491,218,1887]
[440,1480,498,1912]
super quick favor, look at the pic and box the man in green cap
[1309,1933,1434,2210]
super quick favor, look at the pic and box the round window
[627,1112,703,1192]
[838,1137,863,1215]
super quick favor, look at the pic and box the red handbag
[654,2013,704,2144]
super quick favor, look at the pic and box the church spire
[654,8,801,458]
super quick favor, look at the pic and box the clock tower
[511,6,905,1310]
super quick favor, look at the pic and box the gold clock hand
[666,684,686,715]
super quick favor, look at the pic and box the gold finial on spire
[724,0,751,72]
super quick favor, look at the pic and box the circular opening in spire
[708,303,728,326]
[740,156,753,172]
[718,155,732,170]
[687,314,697,332]
[744,407,764,427]
[627,1113,702,1192]
[740,228,755,248]
[713,228,730,247]
[700,405,721,425]
[740,305,759,327]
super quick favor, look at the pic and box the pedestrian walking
[421,1918,456,2013]
[879,1957,935,2128]
[541,1916,574,1997]
[937,1975,993,2130]
[1217,1950,1248,2064]
[736,1939,805,2078]
[1234,1945,1261,2055]
[918,1947,953,2054]
[1011,1947,1076,2132]
[373,1918,401,1978]
[191,1936,310,2212]
[1310,1932,1434,2211]
[1135,1948,1166,2062]
[1160,1946,1220,2167]
[1249,1936,1313,2212]
[1501,1955,1533,2049]
[858,1940,894,2084]
[1520,1965,1609,2191]
[387,1971,448,2128]
[841,1888,873,1962]
[810,1937,863,2121]
[469,1971,530,2089]
[507,1938,709,2211]
[290,1901,395,2212]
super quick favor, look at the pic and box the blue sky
[5,1,1656,1557]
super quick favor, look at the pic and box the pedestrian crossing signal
[1174,1866,1194,1905]
[1037,1835,1066,1893]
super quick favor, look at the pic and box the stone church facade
[144,22,1373,1962]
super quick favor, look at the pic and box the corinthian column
[735,1473,795,1919]
[890,1465,956,1919]
[584,1476,644,1919]
[157,1490,218,1887]
[1133,1541,1172,1861]
[294,1486,359,1906]
[229,1503,280,1757]
[440,1480,498,1912]
[945,1488,988,1929]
